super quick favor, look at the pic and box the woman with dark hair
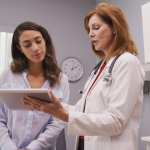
[0,21,69,150]
[11,21,60,86]
[24,3,145,150]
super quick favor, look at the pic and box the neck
[28,63,43,77]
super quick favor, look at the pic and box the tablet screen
[0,89,50,109]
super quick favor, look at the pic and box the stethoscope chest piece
[103,54,121,86]
[103,72,112,85]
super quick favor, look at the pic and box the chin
[94,48,103,52]
[96,45,106,51]
[94,45,102,51]
[32,58,44,64]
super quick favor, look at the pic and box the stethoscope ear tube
[93,60,103,75]
[108,55,121,74]
[103,55,121,85]
[94,55,121,75]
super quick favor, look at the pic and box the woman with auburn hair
[84,2,138,60]
[24,3,145,150]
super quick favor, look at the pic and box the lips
[91,40,97,45]
[33,53,41,58]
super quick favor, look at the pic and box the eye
[92,24,100,30]
[22,42,32,48]
[36,39,42,44]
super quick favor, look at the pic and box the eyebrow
[92,23,101,26]
[21,36,42,44]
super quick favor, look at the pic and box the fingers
[23,97,35,110]
[23,91,62,115]
[48,90,62,104]
[48,90,54,101]
[24,96,44,105]
[48,90,59,103]
[23,96,43,111]
[23,96,52,113]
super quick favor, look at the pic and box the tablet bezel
[0,89,50,109]
[0,89,48,94]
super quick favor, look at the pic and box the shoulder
[0,68,22,79]
[112,52,145,77]
[0,68,12,80]
[118,52,139,64]
[0,68,12,87]
[114,52,142,69]
[0,68,23,88]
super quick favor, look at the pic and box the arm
[24,73,97,121]
[60,74,70,103]
[0,70,18,150]
[26,74,70,150]
[26,117,65,150]
[67,55,145,136]
[0,104,18,150]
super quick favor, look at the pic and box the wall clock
[61,57,84,82]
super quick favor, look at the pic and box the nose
[88,30,95,38]
[31,42,39,52]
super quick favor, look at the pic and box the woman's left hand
[23,90,69,122]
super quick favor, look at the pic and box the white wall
[96,1,150,150]
[141,2,150,63]
[0,0,96,104]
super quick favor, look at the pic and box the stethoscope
[103,54,121,85]
[95,55,121,84]
[80,55,120,94]
[80,55,121,112]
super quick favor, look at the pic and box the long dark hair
[11,21,61,87]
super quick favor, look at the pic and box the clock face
[61,57,84,82]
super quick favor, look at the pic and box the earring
[113,31,116,35]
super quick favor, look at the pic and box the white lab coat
[65,52,145,150]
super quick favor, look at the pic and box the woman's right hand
[23,90,69,122]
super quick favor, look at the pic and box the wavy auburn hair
[84,3,138,61]
[11,21,61,87]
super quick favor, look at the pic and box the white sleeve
[26,117,65,150]
[0,69,11,88]
[0,70,18,150]
[61,97,83,114]
[0,104,17,150]
[60,74,70,103]
[67,55,145,136]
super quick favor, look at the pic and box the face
[88,14,114,54]
[19,30,46,64]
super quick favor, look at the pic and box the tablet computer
[0,89,50,110]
